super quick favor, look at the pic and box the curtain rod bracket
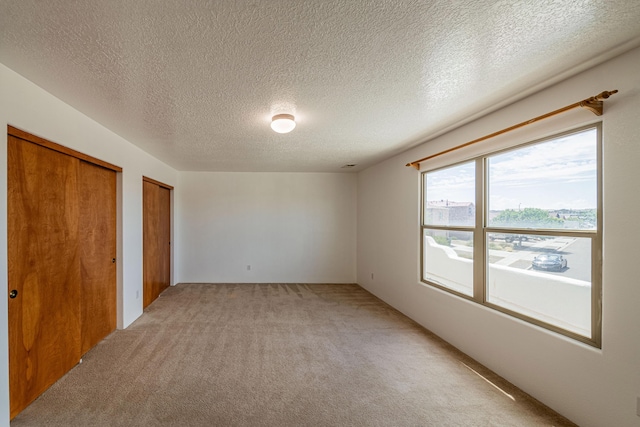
[581,100,603,116]
[580,90,618,116]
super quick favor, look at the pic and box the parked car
[505,234,528,243]
[489,234,529,243]
[531,254,567,271]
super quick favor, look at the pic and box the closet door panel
[158,186,171,294]
[8,136,82,418]
[143,179,171,308]
[79,161,117,355]
[143,181,160,308]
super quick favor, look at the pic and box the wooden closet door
[143,179,171,308]
[158,186,171,295]
[143,180,160,308]
[79,161,117,354]
[8,136,82,418]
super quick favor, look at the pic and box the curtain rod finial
[581,89,618,116]
[406,162,420,170]
[597,89,618,100]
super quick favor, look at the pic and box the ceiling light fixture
[270,114,296,133]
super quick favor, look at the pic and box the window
[423,161,475,296]
[421,125,601,346]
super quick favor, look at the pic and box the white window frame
[420,123,602,347]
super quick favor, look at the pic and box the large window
[421,125,601,346]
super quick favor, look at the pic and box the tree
[492,208,563,228]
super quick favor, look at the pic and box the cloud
[426,161,475,201]
[488,130,597,187]
[425,128,598,209]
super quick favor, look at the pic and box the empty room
[1,2,640,426]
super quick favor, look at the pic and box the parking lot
[451,236,591,282]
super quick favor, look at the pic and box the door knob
[9,289,18,299]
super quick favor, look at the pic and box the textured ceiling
[1,1,640,172]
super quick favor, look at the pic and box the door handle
[9,289,18,299]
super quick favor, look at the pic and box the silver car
[531,254,567,271]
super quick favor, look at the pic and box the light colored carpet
[11,283,575,426]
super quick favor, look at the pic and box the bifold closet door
[143,179,171,309]
[8,135,82,418]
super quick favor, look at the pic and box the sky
[425,127,598,211]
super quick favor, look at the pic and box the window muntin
[420,125,601,346]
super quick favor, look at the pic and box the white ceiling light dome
[270,114,296,133]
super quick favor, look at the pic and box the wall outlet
[371,273,374,280]
[247,265,251,271]
[136,290,139,299]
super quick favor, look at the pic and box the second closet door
[143,179,171,308]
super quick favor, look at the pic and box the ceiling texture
[2,1,640,172]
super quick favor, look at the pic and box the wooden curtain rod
[406,90,618,170]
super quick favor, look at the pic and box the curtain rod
[406,90,618,170]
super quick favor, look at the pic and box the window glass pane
[423,229,473,297]
[487,128,597,230]
[424,162,475,226]
[486,232,592,337]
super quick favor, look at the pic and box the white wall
[357,46,640,427]
[0,64,178,426]
[424,236,591,335]
[176,172,356,283]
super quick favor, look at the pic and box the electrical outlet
[136,290,139,299]
[247,265,251,271]
[371,273,374,280]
